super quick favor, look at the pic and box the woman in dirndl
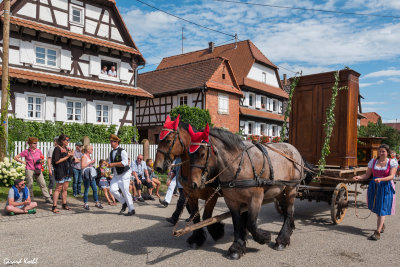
[353,144,397,240]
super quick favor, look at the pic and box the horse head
[154,115,190,173]
[188,123,218,190]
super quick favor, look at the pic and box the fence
[13,141,158,165]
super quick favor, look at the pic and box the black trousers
[171,188,191,221]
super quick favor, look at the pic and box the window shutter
[267,124,272,136]
[86,101,96,124]
[278,101,283,114]
[19,40,34,65]
[60,50,72,71]
[120,62,130,82]
[278,126,282,137]
[55,98,67,122]
[268,98,273,111]
[255,95,261,109]
[45,97,55,121]
[112,104,121,126]
[243,92,249,107]
[244,121,249,135]
[14,93,27,119]
[255,122,260,135]
[89,56,101,76]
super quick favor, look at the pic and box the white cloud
[363,107,386,112]
[364,69,400,78]
[359,80,384,87]
[382,119,400,123]
[277,63,331,76]
[362,101,387,105]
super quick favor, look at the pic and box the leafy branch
[318,71,348,174]
[280,72,302,141]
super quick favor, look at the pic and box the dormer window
[70,5,84,25]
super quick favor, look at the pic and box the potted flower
[260,135,270,144]
[272,136,280,143]
[247,135,260,143]
[261,103,265,109]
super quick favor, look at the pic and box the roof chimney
[208,42,214,53]
[283,74,287,85]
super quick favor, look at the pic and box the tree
[170,105,212,130]
[358,119,400,153]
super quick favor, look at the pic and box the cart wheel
[331,183,348,224]
[274,199,284,215]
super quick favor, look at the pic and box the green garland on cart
[318,71,348,175]
[280,72,302,142]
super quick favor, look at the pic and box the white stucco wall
[247,62,279,88]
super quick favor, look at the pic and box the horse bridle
[190,142,212,186]
[156,128,185,166]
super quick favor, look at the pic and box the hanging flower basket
[247,135,259,143]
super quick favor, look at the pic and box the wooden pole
[0,0,11,161]
[173,199,273,237]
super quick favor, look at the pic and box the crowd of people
[5,135,399,241]
[5,134,179,217]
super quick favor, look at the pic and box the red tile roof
[384,123,400,131]
[1,66,152,98]
[6,16,144,59]
[157,40,279,86]
[240,107,285,122]
[243,77,288,99]
[138,57,242,96]
[359,112,381,126]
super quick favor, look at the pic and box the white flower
[3,157,10,164]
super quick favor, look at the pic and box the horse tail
[302,158,316,185]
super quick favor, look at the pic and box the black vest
[110,147,130,175]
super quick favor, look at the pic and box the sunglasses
[18,183,25,186]
[32,142,37,144]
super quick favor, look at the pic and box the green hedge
[170,105,213,130]
[7,117,139,153]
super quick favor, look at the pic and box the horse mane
[209,128,243,151]
[178,121,192,132]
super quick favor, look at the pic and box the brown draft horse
[154,116,224,248]
[188,125,310,260]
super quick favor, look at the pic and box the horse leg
[247,193,271,245]
[226,202,247,260]
[274,186,296,251]
[186,196,207,249]
[203,194,225,241]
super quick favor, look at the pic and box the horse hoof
[207,222,225,241]
[274,243,286,251]
[253,229,271,244]
[228,252,241,260]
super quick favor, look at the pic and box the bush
[0,157,25,187]
[7,117,140,154]
[170,105,212,130]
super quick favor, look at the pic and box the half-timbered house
[157,40,288,137]
[137,57,242,143]
[0,0,151,128]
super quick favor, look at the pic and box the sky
[115,0,400,122]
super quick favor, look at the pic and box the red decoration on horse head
[160,115,180,140]
[188,123,210,153]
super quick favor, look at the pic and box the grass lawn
[0,173,169,202]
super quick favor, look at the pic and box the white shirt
[368,158,398,170]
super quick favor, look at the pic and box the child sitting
[146,159,161,198]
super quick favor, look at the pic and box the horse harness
[191,141,302,189]
[156,128,185,165]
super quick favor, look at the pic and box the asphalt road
[1,184,399,267]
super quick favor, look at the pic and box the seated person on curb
[5,179,37,215]
[131,154,154,202]
[128,158,138,202]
